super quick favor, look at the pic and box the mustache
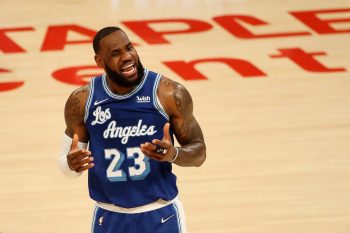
[104,58,145,87]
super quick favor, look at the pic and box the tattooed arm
[62,85,94,173]
[157,76,206,167]
[64,85,90,142]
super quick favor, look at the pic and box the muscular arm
[64,85,90,142]
[158,76,206,167]
[61,85,94,173]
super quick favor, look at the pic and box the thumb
[162,123,171,142]
[70,133,79,150]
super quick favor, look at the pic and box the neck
[106,77,136,95]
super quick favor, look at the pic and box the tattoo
[171,115,203,146]
[65,94,81,121]
[159,76,201,145]
[64,86,88,132]
[173,85,195,143]
[160,76,177,89]
[160,76,192,116]
[171,118,186,142]
[173,86,185,116]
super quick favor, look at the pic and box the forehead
[99,30,130,51]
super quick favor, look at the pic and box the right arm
[59,85,94,176]
[64,85,90,141]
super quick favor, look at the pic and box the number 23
[104,147,150,182]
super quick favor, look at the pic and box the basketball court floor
[1,0,350,232]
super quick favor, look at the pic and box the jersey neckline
[102,69,149,100]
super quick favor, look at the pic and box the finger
[71,156,94,172]
[76,163,94,173]
[141,142,167,156]
[70,133,79,150]
[68,151,92,168]
[162,123,171,142]
[140,147,163,160]
[140,142,157,151]
[74,156,94,167]
[68,149,91,161]
[151,139,169,149]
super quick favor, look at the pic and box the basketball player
[58,26,206,233]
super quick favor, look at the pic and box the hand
[67,134,94,173]
[140,123,177,162]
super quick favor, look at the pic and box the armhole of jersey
[153,74,169,121]
[84,77,95,123]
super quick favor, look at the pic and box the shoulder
[157,76,193,117]
[66,84,90,108]
[158,76,190,96]
[64,84,90,122]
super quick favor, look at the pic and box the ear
[94,55,104,68]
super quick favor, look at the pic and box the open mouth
[121,63,136,76]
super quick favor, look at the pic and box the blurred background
[0,1,350,232]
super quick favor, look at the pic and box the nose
[121,50,132,61]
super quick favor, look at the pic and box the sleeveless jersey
[84,69,178,208]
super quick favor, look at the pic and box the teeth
[122,65,135,74]
[122,64,134,70]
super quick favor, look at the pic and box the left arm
[140,76,206,167]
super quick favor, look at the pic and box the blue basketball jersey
[84,69,178,208]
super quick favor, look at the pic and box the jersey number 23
[104,147,150,182]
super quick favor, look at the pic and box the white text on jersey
[136,96,151,103]
[103,119,157,144]
[92,106,111,125]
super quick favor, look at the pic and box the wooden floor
[1,0,350,232]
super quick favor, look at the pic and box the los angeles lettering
[103,120,157,144]
[91,107,111,125]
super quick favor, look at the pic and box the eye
[127,44,133,51]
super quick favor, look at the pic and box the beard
[105,59,145,87]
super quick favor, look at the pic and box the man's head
[93,27,144,89]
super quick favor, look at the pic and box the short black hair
[93,26,122,54]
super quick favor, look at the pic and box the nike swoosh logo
[161,214,175,223]
[94,98,109,106]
